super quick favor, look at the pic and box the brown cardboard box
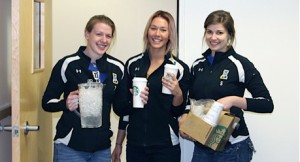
[180,111,240,151]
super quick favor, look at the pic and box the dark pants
[192,137,255,162]
[126,144,181,162]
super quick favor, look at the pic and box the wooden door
[11,0,53,161]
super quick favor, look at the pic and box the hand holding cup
[162,64,179,94]
[132,77,148,108]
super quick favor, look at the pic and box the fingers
[140,87,149,104]
[162,73,180,96]
[162,73,178,87]
[180,131,196,142]
[69,90,79,95]
[179,131,190,139]
[131,87,149,105]
[66,90,79,111]
[179,114,196,141]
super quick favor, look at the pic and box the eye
[150,27,157,31]
[106,34,112,39]
[160,28,167,32]
[217,31,224,35]
[96,33,103,37]
[206,30,213,34]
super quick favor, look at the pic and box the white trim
[229,135,249,144]
[47,98,61,104]
[127,54,144,74]
[169,125,179,145]
[61,56,80,83]
[54,129,73,145]
[228,56,245,83]
[107,58,124,78]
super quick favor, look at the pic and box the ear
[227,37,231,46]
[84,30,89,39]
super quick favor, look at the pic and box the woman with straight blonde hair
[112,10,190,162]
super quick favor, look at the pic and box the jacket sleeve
[170,62,191,117]
[42,60,68,112]
[118,115,129,130]
[112,72,131,116]
[112,61,132,116]
[243,59,274,113]
[183,64,197,114]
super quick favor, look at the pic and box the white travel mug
[132,77,147,108]
[162,64,179,94]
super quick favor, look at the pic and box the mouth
[210,41,219,46]
[96,43,107,49]
[151,37,162,44]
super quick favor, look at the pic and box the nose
[100,35,107,42]
[211,33,217,40]
[154,29,161,36]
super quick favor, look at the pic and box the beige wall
[52,0,177,63]
[52,1,177,161]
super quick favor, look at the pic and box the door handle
[23,121,39,135]
[0,123,12,131]
[0,121,39,135]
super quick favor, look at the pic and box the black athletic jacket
[119,51,190,147]
[42,46,127,152]
[189,47,274,143]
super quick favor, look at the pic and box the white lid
[164,64,178,69]
[132,77,147,82]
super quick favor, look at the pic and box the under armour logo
[76,69,82,73]
[135,67,140,71]
[198,68,203,71]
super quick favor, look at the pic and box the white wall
[179,0,299,162]
[52,1,177,161]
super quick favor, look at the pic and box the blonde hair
[143,10,177,55]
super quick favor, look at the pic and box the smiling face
[85,22,113,58]
[205,23,229,55]
[147,17,170,52]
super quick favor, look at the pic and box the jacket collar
[202,47,236,63]
[77,46,107,64]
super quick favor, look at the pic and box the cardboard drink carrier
[180,110,240,151]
